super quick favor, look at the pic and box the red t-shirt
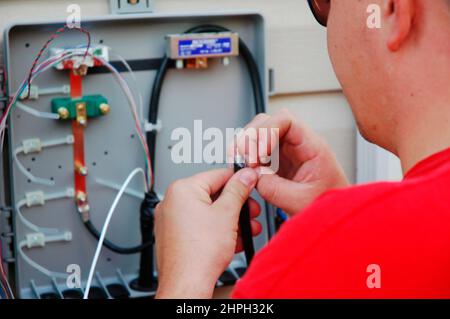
[232,148,450,299]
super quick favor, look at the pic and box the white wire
[2,51,151,187]
[16,102,60,120]
[2,281,14,299]
[95,177,145,200]
[36,85,70,97]
[13,135,73,186]
[13,148,55,186]
[15,199,59,235]
[83,167,147,299]
[3,52,151,188]
[96,58,141,128]
[15,189,74,235]
[109,50,144,121]
[18,240,68,279]
[96,57,152,187]
[0,51,79,151]
[2,51,78,124]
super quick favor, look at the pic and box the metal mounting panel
[3,12,267,299]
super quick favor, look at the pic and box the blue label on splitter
[178,37,232,57]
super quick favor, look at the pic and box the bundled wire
[18,237,70,280]
[1,51,152,189]
[1,24,152,187]
[1,35,154,280]
[109,49,145,121]
[0,50,80,146]
[0,239,14,299]
[95,57,153,189]
[24,26,91,100]
[1,26,90,148]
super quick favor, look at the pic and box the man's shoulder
[233,182,402,298]
[291,180,407,231]
[315,180,406,210]
[233,179,449,298]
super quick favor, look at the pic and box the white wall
[0,0,402,183]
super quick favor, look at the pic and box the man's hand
[155,168,262,299]
[233,109,349,216]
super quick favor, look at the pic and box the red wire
[25,25,91,99]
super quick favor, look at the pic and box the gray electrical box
[2,12,270,299]
[110,0,154,14]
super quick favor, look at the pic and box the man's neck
[397,101,450,175]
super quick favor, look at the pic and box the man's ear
[385,0,416,51]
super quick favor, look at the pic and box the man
[155,0,450,298]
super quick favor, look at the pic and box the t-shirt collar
[404,147,450,180]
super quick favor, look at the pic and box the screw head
[77,116,87,126]
[222,57,230,66]
[76,165,88,176]
[99,103,110,115]
[76,191,87,202]
[57,107,70,120]
[176,60,184,69]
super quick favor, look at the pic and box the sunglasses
[307,0,331,27]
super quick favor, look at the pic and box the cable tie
[22,138,42,154]
[144,119,162,133]
[25,191,45,207]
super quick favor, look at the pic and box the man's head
[313,0,450,155]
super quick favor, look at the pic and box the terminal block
[167,32,239,59]
[51,95,110,121]
[50,45,109,71]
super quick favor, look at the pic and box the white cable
[13,135,74,186]
[38,85,70,96]
[83,167,147,299]
[2,51,78,125]
[41,135,75,148]
[18,232,72,279]
[16,199,57,234]
[15,188,75,235]
[95,177,145,200]
[19,84,70,100]
[1,51,79,153]
[44,188,75,201]
[0,51,79,154]
[13,147,54,186]
[16,102,60,120]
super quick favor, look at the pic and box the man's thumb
[214,168,257,214]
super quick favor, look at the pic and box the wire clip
[144,119,162,133]
[25,233,46,248]
[25,191,45,207]
[22,138,42,154]
[25,231,72,249]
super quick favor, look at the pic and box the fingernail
[256,166,275,177]
[259,155,271,165]
[238,169,257,188]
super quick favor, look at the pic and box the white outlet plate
[110,0,154,14]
